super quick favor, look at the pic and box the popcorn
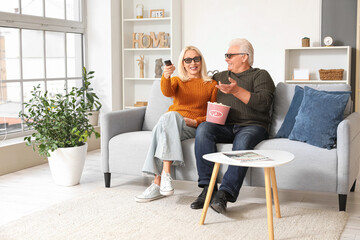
[208,101,229,106]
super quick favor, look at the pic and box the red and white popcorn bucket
[206,102,230,125]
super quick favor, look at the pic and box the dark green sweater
[213,68,275,131]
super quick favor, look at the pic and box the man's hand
[216,77,251,104]
[184,118,197,127]
[216,77,240,95]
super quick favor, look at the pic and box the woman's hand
[163,64,175,79]
[184,117,197,127]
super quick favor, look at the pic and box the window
[0,0,85,138]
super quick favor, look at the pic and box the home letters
[132,32,169,48]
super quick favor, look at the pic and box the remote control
[164,60,172,66]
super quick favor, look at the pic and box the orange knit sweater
[161,75,218,127]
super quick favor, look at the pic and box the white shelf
[284,46,351,85]
[123,17,171,22]
[124,77,161,81]
[124,48,170,51]
[285,46,349,50]
[285,80,347,84]
[124,106,139,109]
[121,0,181,109]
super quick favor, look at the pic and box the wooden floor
[0,149,360,239]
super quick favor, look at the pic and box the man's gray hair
[229,38,254,66]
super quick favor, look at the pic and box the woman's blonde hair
[177,46,212,82]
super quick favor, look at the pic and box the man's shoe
[135,182,164,203]
[190,185,218,209]
[210,190,228,215]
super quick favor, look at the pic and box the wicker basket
[318,69,344,80]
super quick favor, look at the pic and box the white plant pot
[87,110,99,126]
[47,143,88,186]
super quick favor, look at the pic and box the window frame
[0,0,87,140]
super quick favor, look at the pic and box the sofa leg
[338,194,347,211]
[104,173,111,188]
[350,180,356,192]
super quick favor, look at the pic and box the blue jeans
[195,122,268,202]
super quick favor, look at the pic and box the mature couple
[135,38,275,215]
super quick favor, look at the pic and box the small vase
[47,143,88,186]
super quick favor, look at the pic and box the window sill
[0,136,26,148]
[0,126,99,148]
[0,127,100,176]
[0,130,35,148]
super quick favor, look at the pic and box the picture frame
[150,9,164,18]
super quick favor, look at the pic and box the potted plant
[82,67,102,126]
[19,84,100,186]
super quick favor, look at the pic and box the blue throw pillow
[275,86,304,138]
[288,86,350,149]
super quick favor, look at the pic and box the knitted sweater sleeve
[160,75,178,97]
[247,70,275,113]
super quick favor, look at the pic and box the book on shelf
[222,152,273,162]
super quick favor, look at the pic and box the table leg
[199,162,220,225]
[264,167,274,240]
[270,167,281,218]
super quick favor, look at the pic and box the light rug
[0,187,348,240]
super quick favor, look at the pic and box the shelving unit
[121,0,181,109]
[284,46,351,84]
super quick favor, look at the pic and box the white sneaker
[135,182,164,203]
[160,171,174,196]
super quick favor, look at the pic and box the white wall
[86,0,122,115]
[182,0,321,84]
[87,0,322,113]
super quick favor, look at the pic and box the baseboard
[0,127,101,176]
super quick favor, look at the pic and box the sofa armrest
[336,112,360,194]
[101,107,146,172]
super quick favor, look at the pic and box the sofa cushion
[142,80,173,131]
[275,85,352,139]
[270,82,352,138]
[288,86,350,149]
[254,138,337,192]
[275,85,304,138]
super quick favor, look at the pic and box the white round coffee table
[199,150,294,240]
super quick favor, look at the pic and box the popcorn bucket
[206,102,230,125]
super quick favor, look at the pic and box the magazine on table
[222,151,274,162]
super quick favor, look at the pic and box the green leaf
[20,66,101,156]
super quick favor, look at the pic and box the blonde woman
[135,46,218,202]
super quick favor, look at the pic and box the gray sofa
[101,81,360,211]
